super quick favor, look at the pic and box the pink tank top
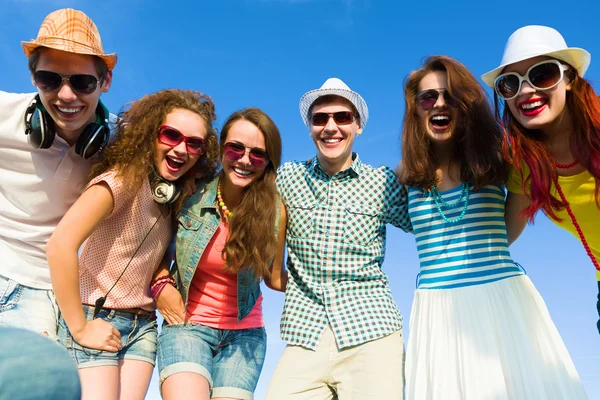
[186,221,264,329]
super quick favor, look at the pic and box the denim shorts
[0,275,59,338]
[158,323,267,400]
[57,304,158,368]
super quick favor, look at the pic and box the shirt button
[241,279,248,285]
[186,220,192,228]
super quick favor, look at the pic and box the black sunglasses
[33,70,102,95]
[310,111,355,126]
[415,88,459,110]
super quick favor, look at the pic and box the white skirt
[405,275,588,400]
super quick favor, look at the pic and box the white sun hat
[299,77,369,129]
[481,25,591,88]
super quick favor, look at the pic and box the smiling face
[503,56,571,131]
[309,97,362,173]
[221,119,268,190]
[416,71,460,145]
[33,48,112,145]
[154,108,207,181]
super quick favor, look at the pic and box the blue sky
[3,0,599,398]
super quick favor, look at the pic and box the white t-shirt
[0,91,114,289]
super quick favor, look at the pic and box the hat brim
[21,41,118,70]
[299,88,369,129]
[482,47,590,88]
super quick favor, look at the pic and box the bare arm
[505,191,531,246]
[155,249,186,325]
[394,161,404,182]
[265,200,288,292]
[46,182,121,351]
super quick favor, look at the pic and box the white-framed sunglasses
[494,59,571,101]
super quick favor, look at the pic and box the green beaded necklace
[431,182,470,224]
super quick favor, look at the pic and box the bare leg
[79,366,119,400]
[162,372,211,400]
[117,359,154,400]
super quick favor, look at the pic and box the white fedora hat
[482,25,591,87]
[299,77,369,129]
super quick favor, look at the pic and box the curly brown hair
[88,89,220,214]
[401,55,507,190]
[219,108,282,280]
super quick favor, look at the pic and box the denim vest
[174,176,261,321]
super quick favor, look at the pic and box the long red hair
[496,66,600,221]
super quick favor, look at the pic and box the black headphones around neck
[150,172,181,205]
[24,95,110,160]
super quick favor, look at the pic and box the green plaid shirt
[276,154,412,350]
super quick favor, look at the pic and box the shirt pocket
[343,203,382,245]
[178,213,203,232]
[176,213,204,248]
[286,201,317,238]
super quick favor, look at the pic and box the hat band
[30,35,106,55]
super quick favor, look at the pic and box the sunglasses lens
[529,62,562,90]
[186,138,206,155]
[495,75,520,99]
[416,90,439,110]
[223,142,245,161]
[332,111,354,125]
[158,128,183,146]
[310,113,329,126]
[443,92,460,108]
[69,74,99,95]
[33,71,62,92]
[249,150,270,168]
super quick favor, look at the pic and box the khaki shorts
[265,327,405,399]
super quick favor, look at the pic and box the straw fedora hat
[299,77,369,129]
[482,25,590,88]
[22,8,117,70]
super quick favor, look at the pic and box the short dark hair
[27,47,109,78]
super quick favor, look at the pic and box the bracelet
[151,280,174,301]
[150,275,175,290]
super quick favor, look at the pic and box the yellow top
[507,165,600,280]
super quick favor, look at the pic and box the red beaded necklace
[552,162,599,271]
[555,159,578,169]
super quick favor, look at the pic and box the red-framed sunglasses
[223,141,270,168]
[158,125,207,155]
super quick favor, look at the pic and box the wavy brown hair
[88,89,220,213]
[220,108,282,280]
[401,55,507,190]
[496,65,600,221]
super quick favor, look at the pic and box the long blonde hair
[220,108,282,280]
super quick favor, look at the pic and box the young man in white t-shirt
[0,8,117,338]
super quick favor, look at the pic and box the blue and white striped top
[408,184,524,290]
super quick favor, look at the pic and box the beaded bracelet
[150,275,174,290]
[151,281,171,301]
[150,275,175,301]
